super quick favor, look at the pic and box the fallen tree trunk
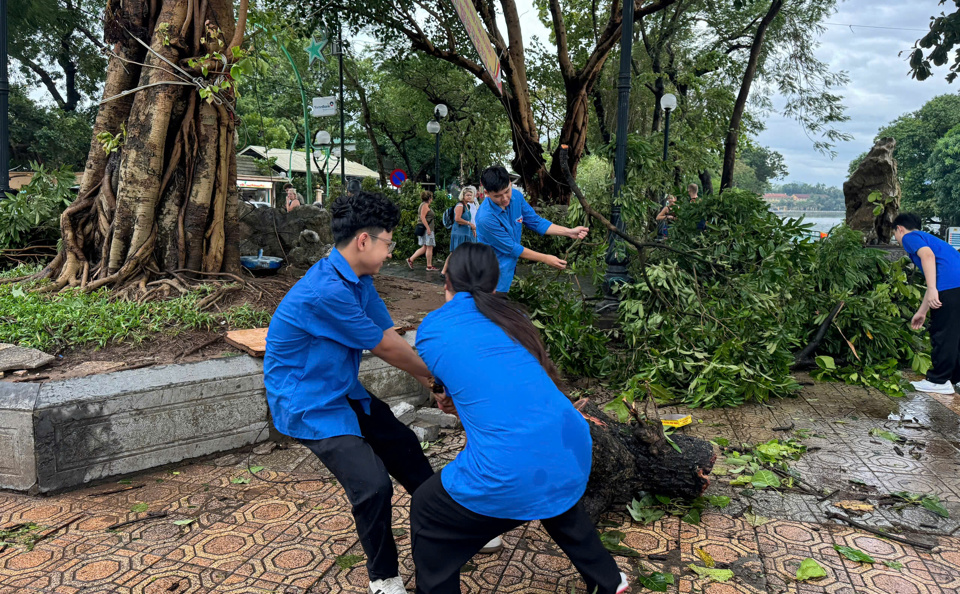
[574,399,716,522]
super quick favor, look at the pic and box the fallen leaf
[833,545,875,564]
[834,500,875,513]
[172,519,195,526]
[744,510,770,527]
[883,561,903,571]
[248,466,265,474]
[795,558,826,581]
[869,428,904,443]
[130,503,148,513]
[688,564,734,582]
[695,548,715,568]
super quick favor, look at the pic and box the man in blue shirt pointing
[476,166,589,292]
[894,212,960,396]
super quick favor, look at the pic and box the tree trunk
[36,0,245,293]
[720,0,783,191]
[575,399,716,522]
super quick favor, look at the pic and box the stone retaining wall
[0,332,429,493]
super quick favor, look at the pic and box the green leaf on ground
[868,428,904,442]
[636,571,675,591]
[598,530,641,557]
[118,479,133,485]
[130,503,148,513]
[883,561,904,571]
[711,437,730,447]
[172,519,195,526]
[248,466,264,474]
[815,355,836,370]
[751,469,781,489]
[795,558,826,581]
[627,499,665,525]
[706,495,731,509]
[681,508,701,525]
[833,545,875,563]
[230,477,250,484]
[391,528,407,536]
[335,554,364,570]
[921,495,950,518]
[688,564,734,582]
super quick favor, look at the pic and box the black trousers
[410,473,621,594]
[299,393,434,581]
[928,287,960,385]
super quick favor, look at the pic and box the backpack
[442,204,457,229]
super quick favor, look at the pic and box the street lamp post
[660,94,677,163]
[603,0,636,300]
[1,0,12,197]
[426,104,447,194]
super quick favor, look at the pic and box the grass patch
[0,265,271,351]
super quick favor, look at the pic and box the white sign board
[948,227,960,251]
[311,96,337,117]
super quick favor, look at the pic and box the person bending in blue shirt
[894,212,960,396]
[265,191,476,594]
[411,243,628,594]
[476,166,589,292]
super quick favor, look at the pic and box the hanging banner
[450,0,503,95]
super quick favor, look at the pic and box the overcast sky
[511,0,957,188]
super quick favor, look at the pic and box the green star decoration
[307,35,327,65]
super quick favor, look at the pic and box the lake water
[774,210,844,234]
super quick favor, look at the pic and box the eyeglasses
[368,233,396,253]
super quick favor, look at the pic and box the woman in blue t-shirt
[411,243,627,594]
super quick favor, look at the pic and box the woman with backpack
[407,190,438,271]
[411,243,629,594]
[440,186,477,276]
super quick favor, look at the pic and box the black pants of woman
[410,472,622,594]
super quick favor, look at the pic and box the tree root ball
[575,399,717,523]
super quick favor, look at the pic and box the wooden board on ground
[225,328,268,357]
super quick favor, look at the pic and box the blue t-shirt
[264,249,394,440]
[416,292,592,520]
[901,230,960,292]
[476,188,553,292]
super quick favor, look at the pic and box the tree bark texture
[37,0,244,292]
[575,399,717,523]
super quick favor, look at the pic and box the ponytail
[446,243,561,386]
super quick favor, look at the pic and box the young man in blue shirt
[264,191,449,594]
[475,166,589,292]
[894,212,960,395]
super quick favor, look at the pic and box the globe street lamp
[426,104,447,193]
[660,93,677,163]
[313,130,332,205]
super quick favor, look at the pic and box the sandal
[426,266,439,271]
[406,258,413,270]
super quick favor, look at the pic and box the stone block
[416,407,460,429]
[390,402,416,425]
[359,331,431,409]
[0,343,55,372]
[410,419,440,443]
[0,382,40,491]
[33,356,268,492]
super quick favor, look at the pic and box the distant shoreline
[772,210,845,216]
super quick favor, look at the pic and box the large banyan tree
[23,0,248,293]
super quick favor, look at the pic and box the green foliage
[391,181,454,262]
[0,279,271,352]
[909,5,960,83]
[0,162,75,251]
[9,86,94,170]
[626,493,731,527]
[891,491,950,518]
[928,124,960,227]
[509,270,613,379]
[0,522,46,552]
[335,554,364,570]
[833,545,875,564]
[687,565,734,583]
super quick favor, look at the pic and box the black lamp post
[0,0,10,197]
[661,93,677,163]
[602,0,636,299]
[426,104,447,194]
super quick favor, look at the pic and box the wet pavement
[1,375,959,593]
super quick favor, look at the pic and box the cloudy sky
[511,0,957,188]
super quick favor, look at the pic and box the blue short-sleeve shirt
[901,230,960,292]
[476,188,553,292]
[415,292,593,520]
[264,249,394,440]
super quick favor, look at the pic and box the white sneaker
[911,379,957,395]
[617,571,629,593]
[479,535,503,554]
[368,576,407,594]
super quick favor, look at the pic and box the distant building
[793,194,811,201]
[763,193,789,200]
